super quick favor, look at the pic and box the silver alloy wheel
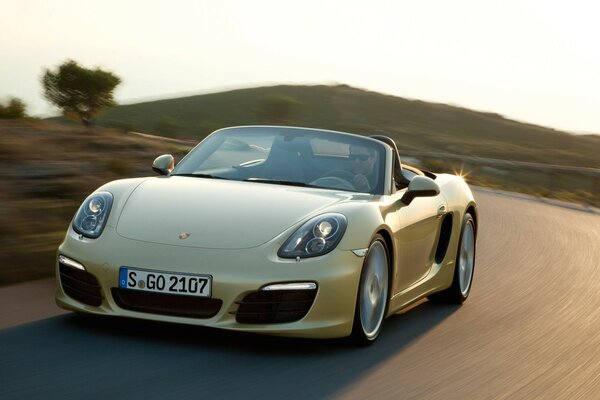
[458,221,475,296]
[359,241,389,339]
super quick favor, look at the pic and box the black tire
[349,234,390,346]
[429,212,476,304]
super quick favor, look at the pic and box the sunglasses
[349,154,371,161]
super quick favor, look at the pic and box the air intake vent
[59,263,103,307]
[111,288,222,319]
[235,289,317,324]
[435,213,454,264]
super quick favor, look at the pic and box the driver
[349,145,377,192]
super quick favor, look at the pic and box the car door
[391,191,447,295]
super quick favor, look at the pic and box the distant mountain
[95,84,600,168]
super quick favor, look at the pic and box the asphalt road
[1,189,599,399]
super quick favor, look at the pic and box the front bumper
[55,227,364,338]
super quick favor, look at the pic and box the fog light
[261,282,317,291]
[58,255,85,271]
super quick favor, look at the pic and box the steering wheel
[324,169,355,181]
[310,169,356,191]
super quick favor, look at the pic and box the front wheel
[429,212,476,304]
[350,235,389,345]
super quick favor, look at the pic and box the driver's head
[349,145,376,175]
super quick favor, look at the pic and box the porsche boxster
[56,125,477,344]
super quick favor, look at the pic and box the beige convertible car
[56,126,477,344]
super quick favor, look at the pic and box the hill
[95,84,600,168]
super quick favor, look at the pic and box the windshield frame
[172,126,392,195]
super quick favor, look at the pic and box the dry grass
[419,158,600,207]
[0,120,192,286]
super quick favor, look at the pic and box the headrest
[370,134,409,187]
[369,135,402,168]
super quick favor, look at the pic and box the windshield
[172,126,387,194]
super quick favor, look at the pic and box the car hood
[115,176,351,249]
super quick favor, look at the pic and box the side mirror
[152,154,175,176]
[401,176,440,205]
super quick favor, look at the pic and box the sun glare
[453,165,471,182]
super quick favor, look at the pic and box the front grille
[59,263,103,307]
[235,289,317,324]
[111,288,222,319]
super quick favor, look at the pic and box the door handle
[437,204,447,216]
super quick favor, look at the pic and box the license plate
[119,267,212,297]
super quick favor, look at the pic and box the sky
[1,0,599,134]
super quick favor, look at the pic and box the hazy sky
[1,0,599,133]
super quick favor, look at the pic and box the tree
[42,60,121,126]
[0,97,27,119]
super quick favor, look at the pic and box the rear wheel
[350,235,389,345]
[429,212,476,304]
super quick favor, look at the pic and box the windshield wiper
[172,173,230,180]
[244,178,317,188]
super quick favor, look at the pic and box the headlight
[278,213,347,258]
[72,192,113,238]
